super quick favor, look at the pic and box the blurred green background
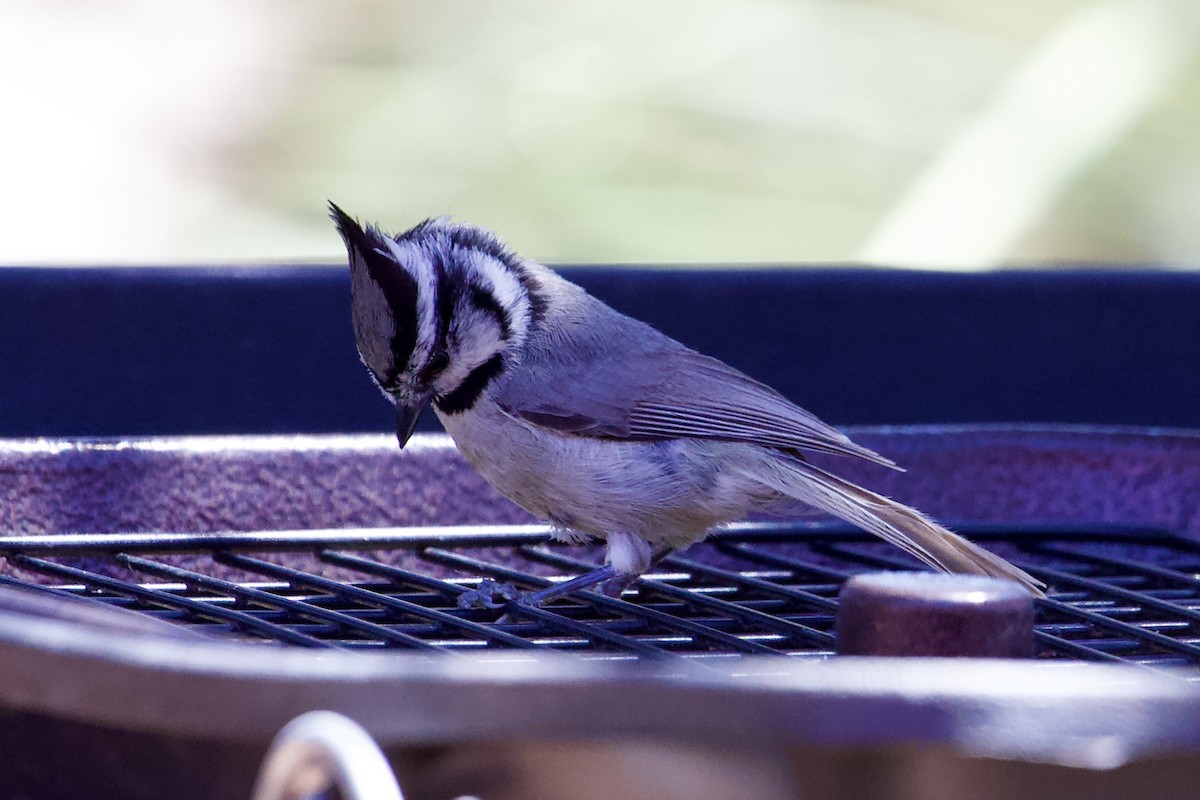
[3,0,1199,268]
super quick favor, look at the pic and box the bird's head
[329,203,541,446]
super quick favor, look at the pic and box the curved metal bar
[251,711,404,800]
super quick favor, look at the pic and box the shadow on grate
[0,522,1199,667]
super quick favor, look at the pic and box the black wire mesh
[1,522,1199,667]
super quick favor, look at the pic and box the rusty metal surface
[0,435,528,535]
[1,425,1198,539]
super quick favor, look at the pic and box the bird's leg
[519,564,619,606]
[456,534,672,610]
[521,547,674,605]
[598,547,672,598]
[524,534,673,605]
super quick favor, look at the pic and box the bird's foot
[599,573,639,598]
[457,579,523,610]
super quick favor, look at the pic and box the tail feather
[749,457,1046,596]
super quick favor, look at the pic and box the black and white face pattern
[330,204,542,414]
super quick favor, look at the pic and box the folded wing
[492,313,896,468]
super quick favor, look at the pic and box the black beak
[395,399,429,448]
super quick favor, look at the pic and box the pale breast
[436,398,763,548]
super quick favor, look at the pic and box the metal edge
[0,610,1195,769]
[3,424,1200,454]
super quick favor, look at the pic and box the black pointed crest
[329,202,421,382]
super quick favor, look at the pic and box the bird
[329,203,1045,607]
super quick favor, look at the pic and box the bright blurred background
[2,0,1199,269]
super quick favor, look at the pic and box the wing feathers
[493,285,896,468]
[630,406,891,464]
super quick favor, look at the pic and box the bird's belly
[436,402,757,547]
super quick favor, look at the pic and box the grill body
[1,427,1200,798]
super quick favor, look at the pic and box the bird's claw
[457,579,524,610]
[600,573,639,598]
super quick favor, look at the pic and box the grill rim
[0,595,1196,769]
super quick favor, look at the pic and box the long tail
[748,456,1046,596]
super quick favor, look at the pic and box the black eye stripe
[416,349,450,384]
[433,354,504,415]
[518,271,548,324]
[468,285,512,338]
[415,284,507,385]
[430,249,456,350]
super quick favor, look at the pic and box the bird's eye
[425,350,450,378]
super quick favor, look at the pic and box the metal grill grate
[2,522,1200,668]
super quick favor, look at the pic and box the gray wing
[492,296,897,468]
